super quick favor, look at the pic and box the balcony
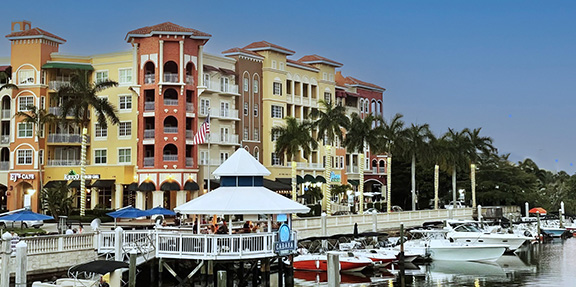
[164,99,178,106]
[48,107,74,117]
[144,101,155,111]
[0,161,8,170]
[186,157,193,167]
[186,103,194,113]
[212,134,239,145]
[49,80,70,91]
[46,159,89,166]
[0,135,9,144]
[163,73,178,83]
[186,75,194,85]
[144,129,155,139]
[144,74,155,84]
[163,155,178,162]
[164,127,178,134]
[143,157,154,167]
[296,162,323,169]
[346,166,360,174]
[1,109,10,119]
[48,134,89,144]
[186,130,194,139]
[206,81,239,94]
[201,109,239,120]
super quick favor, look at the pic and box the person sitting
[243,221,252,233]
[252,223,261,233]
[216,222,228,234]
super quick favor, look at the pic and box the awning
[42,62,94,70]
[0,66,11,72]
[138,181,156,192]
[219,68,235,75]
[68,180,91,189]
[184,180,200,191]
[315,175,327,183]
[263,179,291,191]
[125,182,138,192]
[348,179,360,186]
[43,180,67,189]
[204,179,220,190]
[91,179,115,188]
[296,175,304,184]
[303,174,316,183]
[203,65,219,72]
[160,181,181,191]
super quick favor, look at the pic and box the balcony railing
[186,75,194,85]
[49,80,70,91]
[186,103,194,113]
[143,157,154,167]
[0,161,8,170]
[296,162,323,169]
[212,134,239,145]
[46,159,88,166]
[48,134,88,144]
[163,73,178,83]
[207,81,239,94]
[1,109,10,119]
[201,109,239,120]
[0,135,9,144]
[164,99,178,106]
[164,127,178,134]
[186,130,194,139]
[144,129,155,139]
[48,107,74,117]
[163,155,178,162]
[346,166,359,173]
[186,157,193,167]
[144,101,155,111]
[144,74,155,84]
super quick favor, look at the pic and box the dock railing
[21,233,94,255]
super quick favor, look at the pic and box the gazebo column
[152,190,164,208]
[135,191,146,210]
[176,190,187,207]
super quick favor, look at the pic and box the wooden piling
[217,270,227,287]
[129,252,136,287]
[327,252,340,287]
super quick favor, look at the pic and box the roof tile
[5,27,66,42]
[298,54,342,67]
[126,22,211,38]
[243,41,295,55]
[221,47,264,58]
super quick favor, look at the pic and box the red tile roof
[298,54,343,67]
[221,47,264,58]
[243,41,295,55]
[345,76,385,91]
[126,22,211,39]
[5,27,66,43]
[286,59,319,71]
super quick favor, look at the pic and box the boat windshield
[453,224,482,232]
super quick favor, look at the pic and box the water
[294,238,576,287]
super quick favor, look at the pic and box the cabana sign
[275,223,294,256]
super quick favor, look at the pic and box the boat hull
[447,233,531,251]
[294,254,373,272]
[428,245,507,262]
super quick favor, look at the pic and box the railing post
[15,241,27,287]
[1,232,13,287]
[115,227,124,261]
[372,210,378,232]
[58,236,64,251]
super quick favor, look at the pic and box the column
[307,84,312,105]
[159,40,164,84]
[153,190,164,207]
[135,191,145,210]
[114,184,124,209]
[179,41,184,83]
[132,42,138,85]
[198,45,204,86]
[290,80,295,103]
[90,188,98,210]
[176,190,187,207]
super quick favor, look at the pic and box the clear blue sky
[3,0,575,173]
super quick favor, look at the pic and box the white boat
[445,221,532,251]
[294,251,373,272]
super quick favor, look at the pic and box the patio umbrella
[529,207,547,215]
[0,210,54,221]
[145,206,176,216]
[106,207,148,219]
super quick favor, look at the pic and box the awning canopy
[219,68,235,75]
[92,179,115,188]
[68,180,91,189]
[42,62,94,70]
[262,179,291,191]
[315,175,327,183]
[303,174,316,183]
[184,180,200,191]
[160,181,181,191]
[138,181,156,192]
[44,180,68,189]
[296,175,304,184]
[203,65,219,72]
[125,182,138,192]
[0,65,11,73]
[348,179,360,187]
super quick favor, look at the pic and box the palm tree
[344,112,381,214]
[272,117,318,202]
[466,127,496,207]
[380,113,405,212]
[441,128,473,205]
[403,123,431,210]
[41,182,74,219]
[310,100,349,214]
[57,71,119,216]
[15,105,57,193]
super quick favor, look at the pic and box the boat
[293,251,373,272]
[445,220,532,251]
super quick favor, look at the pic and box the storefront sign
[329,171,341,184]
[10,173,35,181]
[64,174,100,180]
[275,223,295,256]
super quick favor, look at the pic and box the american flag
[192,115,210,145]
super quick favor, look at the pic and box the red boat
[293,252,373,272]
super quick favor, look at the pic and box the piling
[129,251,137,287]
[15,241,27,287]
[217,270,227,287]
[1,232,13,287]
[536,211,541,242]
[327,252,340,287]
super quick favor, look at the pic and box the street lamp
[24,189,36,210]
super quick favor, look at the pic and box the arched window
[163,61,178,83]
[163,144,178,162]
[163,116,178,134]
[144,62,156,84]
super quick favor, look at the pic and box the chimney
[11,20,31,32]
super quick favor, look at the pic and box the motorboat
[445,221,532,251]
[293,251,373,272]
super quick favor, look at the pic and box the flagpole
[207,108,211,194]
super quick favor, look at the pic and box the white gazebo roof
[174,186,310,215]
[212,148,270,177]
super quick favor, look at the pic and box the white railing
[164,73,179,83]
[207,109,239,120]
[207,81,239,94]
[46,159,87,166]
[49,80,71,90]
[1,109,10,119]
[0,135,9,144]
[163,155,178,162]
[48,134,88,143]
[186,157,194,167]
[186,75,194,85]
[144,129,155,139]
[186,103,194,113]
[97,230,156,254]
[144,102,155,111]
[144,157,154,167]
[296,162,323,169]
[145,74,155,84]
[164,99,178,106]
[186,130,194,139]
[22,233,94,255]
[347,166,359,173]
[48,107,74,117]
[164,127,178,134]
[212,134,239,145]
[0,161,8,170]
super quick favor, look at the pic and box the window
[220,152,229,164]
[203,74,210,88]
[39,150,44,165]
[40,96,45,109]
[254,104,258,117]
[200,99,210,115]
[17,123,33,138]
[96,71,109,83]
[273,82,282,95]
[119,122,132,137]
[272,60,277,69]
[243,102,249,116]
[119,68,132,84]
[220,77,229,92]
[18,69,34,85]
[271,130,280,141]
[95,123,107,138]
[17,149,33,165]
[220,127,229,142]
[118,148,131,164]
[271,153,283,166]
[253,79,259,93]
[199,150,209,165]
[279,62,285,71]
[254,128,259,141]
[323,72,328,80]
[244,127,249,139]
[243,78,249,92]
[271,105,284,118]
[324,92,332,103]
[94,149,107,164]
[220,102,230,117]
[329,74,334,82]
[359,99,364,113]
[340,156,344,169]
[18,96,34,111]
[119,95,132,111]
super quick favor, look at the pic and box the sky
[2,0,576,173]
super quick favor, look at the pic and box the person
[252,223,261,233]
[65,225,74,235]
[78,224,84,234]
[243,221,252,233]
[174,215,181,226]
[216,221,228,234]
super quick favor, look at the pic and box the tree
[441,128,473,204]
[380,113,406,211]
[466,127,497,207]
[15,105,57,193]
[57,71,119,216]
[41,182,74,219]
[402,123,431,210]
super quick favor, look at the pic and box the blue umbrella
[0,210,54,221]
[145,206,176,216]
[106,207,148,219]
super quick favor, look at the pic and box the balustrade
[143,157,154,167]
[163,73,179,83]
[164,99,178,106]
[164,127,178,134]
[163,155,178,162]
[144,74,155,84]
[144,129,155,139]
[144,101,155,111]
[1,109,9,119]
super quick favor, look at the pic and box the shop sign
[10,173,35,181]
[64,174,100,180]
[275,224,295,256]
[329,171,341,184]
